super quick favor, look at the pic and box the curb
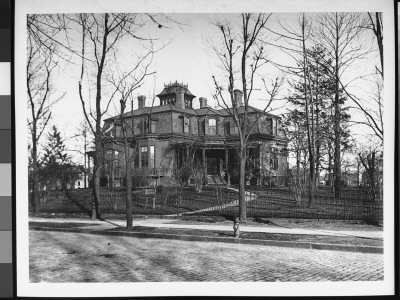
[29,226,383,254]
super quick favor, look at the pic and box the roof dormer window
[160,96,176,106]
[185,97,192,108]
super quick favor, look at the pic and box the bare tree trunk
[239,145,247,222]
[125,141,133,228]
[300,14,315,208]
[333,13,342,200]
[32,140,40,216]
[84,132,87,188]
[334,75,341,198]
[92,138,102,219]
[314,62,321,190]
[328,149,332,185]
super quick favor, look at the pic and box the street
[29,231,383,282]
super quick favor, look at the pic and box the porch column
[203,148,207,185]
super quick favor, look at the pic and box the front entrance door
[206,149,225,176]
[207,156,219,175]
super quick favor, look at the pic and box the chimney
[176,87,185,109]
[233,89,243,108]
[199,97,207,108]
[138,95,146,109]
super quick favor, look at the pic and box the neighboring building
[70,171,89,189]
[95,81,289,187]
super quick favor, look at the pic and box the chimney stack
[233,89,243,108]
[176,86,185,109]
[199,97,208,108]
[138,95,146,109]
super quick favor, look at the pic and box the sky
[33,12,380,165]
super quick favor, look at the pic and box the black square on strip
[0,263,12,297]
[0,0,10,29]
[0,29,10,62]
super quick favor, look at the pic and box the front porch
[189,145,265,186]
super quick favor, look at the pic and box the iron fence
[31,185,383,221]
[243,188,383,221]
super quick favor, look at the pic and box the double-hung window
[149,146,155,168]
[208,118,216,135]
[181,116,190,134]
[231,121,238,134]
[140,146,148,167]
[270,148,278,170]
[140,145,155,168]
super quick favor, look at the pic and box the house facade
[97,81,289,187]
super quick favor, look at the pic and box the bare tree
[282,110,307,202]
[358,145,382,201]
[76,13,174,220]
[76,13,170,219]
[210,14,283,221]
[315,12,368,199]
[367,12,383,77]
[299,14,317,206]
[105,52,154,228]
[266,14,318,206]
[27,15,65,215]
[340,12,383,142]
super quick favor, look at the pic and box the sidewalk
[29,216,383,254]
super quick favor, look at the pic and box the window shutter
[189,117,193,134]
[204,118,209,135]
[225,121,230,135]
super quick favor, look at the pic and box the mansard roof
[194,106,223,116]
[104,104,197,121]
[105,103,280,122]
[216,106,279,118]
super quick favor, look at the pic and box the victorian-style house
[95,81,289,188]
